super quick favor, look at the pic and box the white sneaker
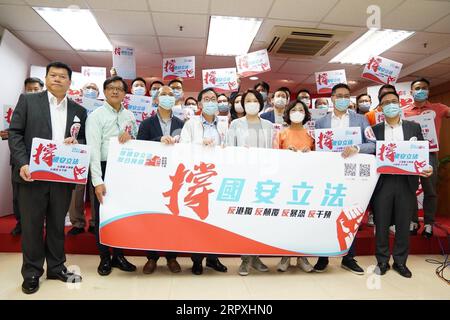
[65,214,72,227]
[367,213,374,226]
[239,260,250,276]
[389,225,396,234]
[277,257,290,272]
[297,257,314,273]
[251,256,269,272]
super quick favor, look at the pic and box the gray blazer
[8,90,87,183]
[315,110,375,154]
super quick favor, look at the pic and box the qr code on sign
[344,163,357,177]
[359,164,371,177]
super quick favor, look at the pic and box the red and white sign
[112,46,136,80]
[202,68,239,93]
[2,105,14,130]
[315,70,347,94]
[376,141,429,175]
[163,56,195,80]
[29,138,90,184]
[235,49,271,78]
[314,127,362,153]
[406,114,439,152]
[123,94,156,126]
[361,56,403,85]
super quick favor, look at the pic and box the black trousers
[146,251,177,261]
[372,175,416,265]
[94,161,123,259]
[413,152,438,225]
[316,241,356,264]
[11,167,20,224]
[191,254,219,264]
[18,181,73,279]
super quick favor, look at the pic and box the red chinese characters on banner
[163,162,218,220]
[114,47,121,56]
[4,107,13,125]
[414,160,427,173]
[318,131,334,150]
[32,143,57,167]
[317,73,328,86]
[164,59,176,73]
[378,143,396,162]
[336,208,365,251]
[367,57,381,73]
[203,71,217,85]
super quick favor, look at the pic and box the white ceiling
[1,0,450,93]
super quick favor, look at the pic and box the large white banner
[100,140,379,256]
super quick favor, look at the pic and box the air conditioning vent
[266,26,351,58]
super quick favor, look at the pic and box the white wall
[0,29,49,108]
[0,29,49,216]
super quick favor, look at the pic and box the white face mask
[290,111,305,124]
[234,102,244,114]
[300,98,311,108]
[274,97,287,108]
[244,102,260,115]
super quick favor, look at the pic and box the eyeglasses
[106,85,125,93]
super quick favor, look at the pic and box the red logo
[4,107,13,125]
[203,71,217,85]
[318,130,334,150]
[163,162,217,220]
[336,208,365,251]
[367,57,382,72]
[317,73,328,86]
[164,59,176,73]
[73,166,86,181]
[378,143,396,162]
[185,69,194,78]
[114,47,121,55]
[237,56,249,70]
[414,160,427,173]
[32,143,57,167]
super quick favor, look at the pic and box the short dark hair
[378,84,397,101]
[217,94,229,102]
[168,78,183,87]
[46,61,72,80]
[379,91,400,103]
[24,77,44,88]
[278,86,291,97]
[283,100,311,125]
[230,93,244,120]
[296,89,311,97]
[150,80,164,88]
[103,76,128,93]
[197,87,218,102]
[254,81,270,93]
[331,83,350,95]
[411,78,430,88]
[273,87,289,98]
[356,93,371,103]
[241,89,264,112]
[131,77,147,87]
[184,97,198,105]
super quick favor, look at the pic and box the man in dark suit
[372,91,433,278]
[8,62,86,294]
[137,85,184,274]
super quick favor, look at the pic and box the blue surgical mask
[202,101,218,116]
[335,98,350,111]
[83,88,98,99]
[218,102,229,113]
[413,89,428,102]
[159,95,176,110]
[133,87,146,96]
[383,103,401,118]
[316,104,329,110]
[150,89,158,99]
[173,89,183,101]
[260,91,268,101]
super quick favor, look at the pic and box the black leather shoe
[314,257,329,272]
[341,258,364,275]
[22,276,39,294]
[393,263,412,278]
[67,227,85,236]
[422,224,433,239]
[97,256,112,276]
[47,269,82,283]
[192,262,203,275]
[206,258,228,272]
[375,262,390,275]
[111,255,136,272]
[11,223,21,236]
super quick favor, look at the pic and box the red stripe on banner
[100,213,302,255]
[163,75,178,81]
[361,73,385,85]
[377,166,418,175]
[30,171,87,184]
[317,88,332,94]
